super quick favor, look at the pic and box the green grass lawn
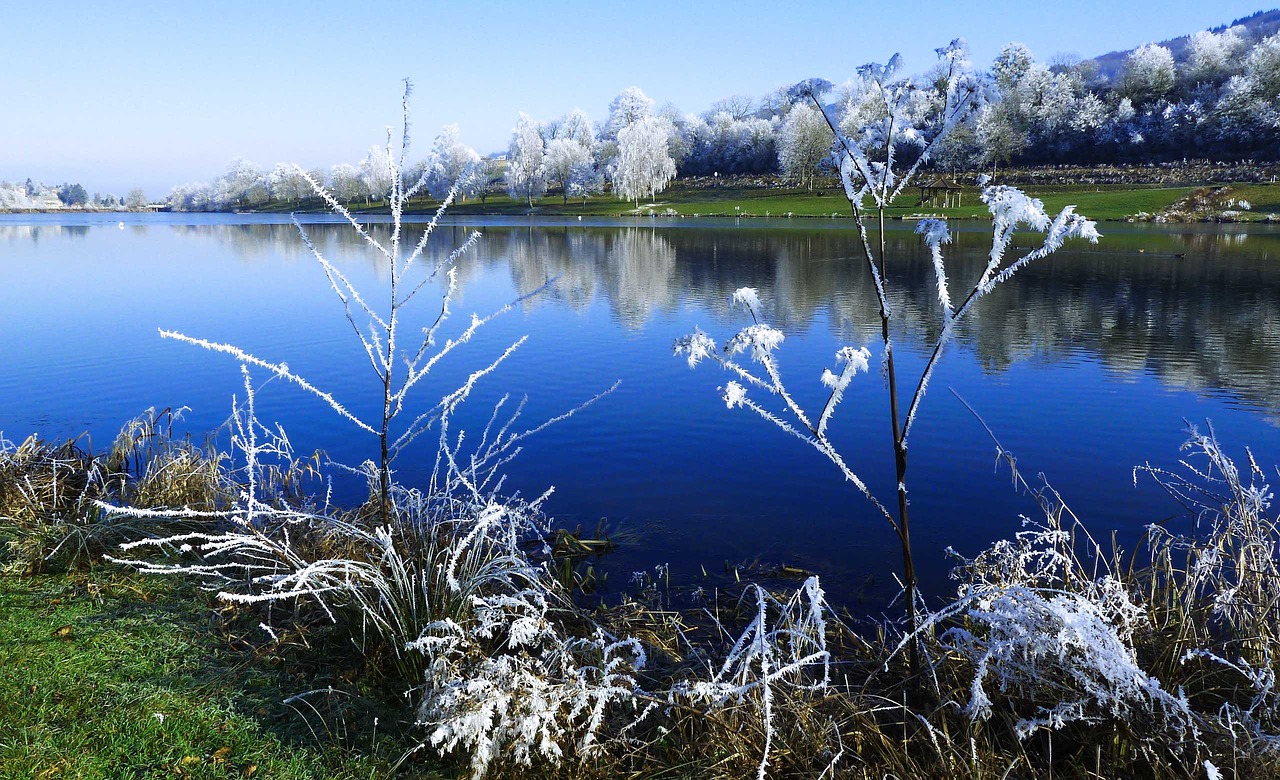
[1019,184,1198,221]
[0,571,445,779]
[292,181,1196,223]
[260,174,1280,229]
[1208,181,1280,217]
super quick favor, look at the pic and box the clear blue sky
[2,0,1269,197]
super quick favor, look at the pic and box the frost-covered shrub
[886,424,1280,775]
[670,578,832,780]
[927,519,1193,739]
[105,367,647,777]
[421,629,648,777]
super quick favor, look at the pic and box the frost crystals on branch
[670,577,833,780]
[159,80,570,523]
[683,42,1098,658]
[675,289,889,526]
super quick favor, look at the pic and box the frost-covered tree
[543,138,592,204]
[305,168,327,193]
[777,103,833,189]
[1186,28,1247,86]
[1245,32,1280,100]
[124,188,147,209]
[656,102,693,167]
[1210,34,1280,146]
[993,42,1035,94]
[982,43,1076,161]
[213,159,269,209]
[683,113,779,175]
[1120,44,1176,105]
[707,93,756,121]
[268,162,310,203]
[737,117,780,173]
[166,182,214,211]
[329,163,362,203]
[567,160,604,206]
[975,103,1025,174]
[613,116,676,207]
[0,182,32,210]
[465,157,503,204]
[550,108,595,149]
[506,113,547,206]
[359,145,395,204]
[602,86,654,140]
[427,124,480,199]
[758,83,801,120]
[990,50,1103,159]
[1069,92,1110,137]
[1214,74,1263,142]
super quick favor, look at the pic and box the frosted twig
[159,330,376,435]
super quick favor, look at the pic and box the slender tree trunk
[814,91,922,675]
[877,205,918,676]
[379,314,394,524]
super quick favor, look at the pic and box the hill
[1087,8,1280,82]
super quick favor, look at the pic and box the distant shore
[8,166,1280,223]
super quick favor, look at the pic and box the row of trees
[165,85,841,211]
[166,22,1280,212]
[505,23,1280,196]
[504,96,678,207]
[166,127,504,212]
[964,26,1280,168]
[0,179,147,211]
[503,86,837,206]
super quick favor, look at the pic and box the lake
[2,212,1278,603]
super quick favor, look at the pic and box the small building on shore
[918,178,964,208]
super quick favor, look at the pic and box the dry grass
[8,410,1280,779]
[0,408,232,574]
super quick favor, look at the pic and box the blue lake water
[2,212,1278,603]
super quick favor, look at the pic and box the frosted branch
[159,330,375,435]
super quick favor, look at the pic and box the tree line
[0,178,148,211]
[163,21,1280,212]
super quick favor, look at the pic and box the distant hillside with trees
[162,9,1280,212]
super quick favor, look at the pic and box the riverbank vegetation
[5,393,1280,779]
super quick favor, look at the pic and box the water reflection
[0,224,91,243]
[4,219,1276,418]
[477,224,1280,420]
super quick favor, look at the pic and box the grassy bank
[259,180,1205,222]
[0,570,438,779]
[6,414,1280,778]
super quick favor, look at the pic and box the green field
[311,180,1204,223]
[0,571,442,779]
